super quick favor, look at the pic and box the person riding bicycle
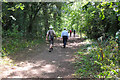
[61,27,69,48]
[46,25,56,52]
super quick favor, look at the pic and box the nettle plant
[90,37,119,78]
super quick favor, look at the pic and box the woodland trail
[0,35,86,78]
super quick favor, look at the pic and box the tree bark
[28,3,41,34]
[43,3,49,36]
[56,3,62,28]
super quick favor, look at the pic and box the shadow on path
[1,35,86,78]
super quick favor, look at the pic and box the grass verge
[74,39,120,78]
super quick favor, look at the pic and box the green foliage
[15,3,25,10]
[74,42,99,78]
[75,38,119,78]
[56,31,61,37]
[1,2,120,78]
[8,3,25,11]
[91,39,119,78]
[115,30,120,43]
[2,24,45,57]
[82,2,120,40]
[2,24,23,39]
[2,2,68,57]
[2,37,44,57]
[2,2,65,38]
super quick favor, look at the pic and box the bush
[75,37,119,78]
[90,37,119,78]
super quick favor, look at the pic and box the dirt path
[1,35,84,78]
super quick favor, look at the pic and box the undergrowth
[74,38,120,78]
[2,38,45,57]
[1,27,45,57]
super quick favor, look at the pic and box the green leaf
[15,5,20,9]
[20,6,24,10]
[20,3,22,5]
[102,13,105,20]
[116,2,119,5]
[109,2,113,8]
[118,16,120,21]
[8,7,15,11]
[106,75,112,78]
[101,8,105,12]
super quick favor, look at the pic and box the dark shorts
[49,37,54,44]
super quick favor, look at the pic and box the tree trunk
[56,3,62,28]
[53,12,57,31]
[43,3,49,36]
[28,14,33,33]
[28,4,41,35]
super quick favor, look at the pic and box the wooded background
[1,1,120,78]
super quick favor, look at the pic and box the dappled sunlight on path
[0,35,86,78]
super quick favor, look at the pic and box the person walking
[70,30,72,37]
[46,25,56,52]
[61,27,69,48]
[73,29,76,37]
